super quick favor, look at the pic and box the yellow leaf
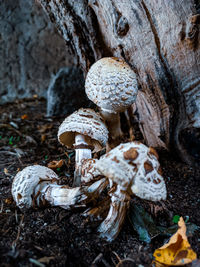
[153,217,197,266]
[21,114,28,120]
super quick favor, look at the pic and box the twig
[0,151,23,165]
[91,253,103,266]
[0,123,23,136]
[111,251,121,266]
[0,200,4,213]
[116,258,136,267]
[12,214,24,248]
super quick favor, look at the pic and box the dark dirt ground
[0,98,200,267]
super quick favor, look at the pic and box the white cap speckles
[11,165,59,209]
[95,141,167,201]
[85,57,138,113]
[58,108,108,152]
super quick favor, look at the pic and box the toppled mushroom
[85,57,138,148]
[12,165,108,210]
[94,141,167,241]
[58,108,108,186]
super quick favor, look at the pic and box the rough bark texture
[0,0,75,104]
[39,0,200,166]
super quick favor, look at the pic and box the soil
[0,98,200,267]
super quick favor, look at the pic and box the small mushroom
[58,108,108,186]
[12,165,108,210]
[94,141,167,241]
[85,57,138,148]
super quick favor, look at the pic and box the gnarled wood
[39,0,200,166]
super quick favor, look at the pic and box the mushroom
[58,108,108,186]
[11,165,108,210]
[85,57,138,148]
[93,141,167,241]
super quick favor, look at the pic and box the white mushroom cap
[95,141,167,201]
[12,165,59,209]
[58,108,108,152]
[85,57,138,113]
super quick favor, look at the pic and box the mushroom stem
[34,178,108,209]
[100,109,122,150]
[74,134,92,186]
[98,185,130,242]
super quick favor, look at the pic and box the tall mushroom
[11,165,108,210]
[85,57,138,148]
[93,141,167,241]
[58,108,108,186]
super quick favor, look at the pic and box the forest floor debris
[0,98,199,266]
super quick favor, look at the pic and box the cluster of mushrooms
[12,58,167,242]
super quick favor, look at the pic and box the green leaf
[128,204,160,243]
[9,136,14,145]
[173,215,180,223]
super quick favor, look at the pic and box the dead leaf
[41,134,46,143]
[38,256,54,264]
[153,217,197,266]
[5,198,13,204]
[48,159,64,169]
[21,114,28,120]
[4,168,9,175]
[37,124,53,133]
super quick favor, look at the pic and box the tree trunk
[38,0,200,166]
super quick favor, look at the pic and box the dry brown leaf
[41,134,46,143]
[153,217,197,266]
[5,198,13,204]
[48,159,64,169]
[4,168,9,175]
[38,256,54,264]
[21,114,28,120]
[37,124,53,133]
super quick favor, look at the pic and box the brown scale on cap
[144,160,154,174]
[79,114,94,119]
[123,148,138,161]
[153,178,161,184]
[112,156,120,163]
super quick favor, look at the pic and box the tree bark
[38,0,200,166]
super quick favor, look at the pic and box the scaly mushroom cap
[95,141,167,201]
[58,108,108,152]
[85,57,138,113]
[12,165,59,209]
